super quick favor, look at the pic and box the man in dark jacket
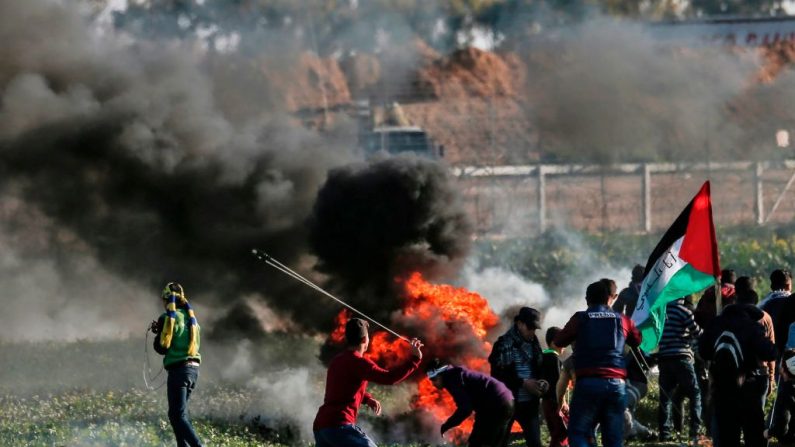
[699,303,777,447]
[489,307,545,447]
[428,360,515,447]
[612,265,644,317]
[695,269,737,330]
[759,269,792,345]
[553,280,642,447]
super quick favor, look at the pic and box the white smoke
[248,368,322,440]
[461,263,549,315]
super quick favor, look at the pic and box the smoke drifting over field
[0,1,750,443]
[525,19,761,163]
[0,0,360,340]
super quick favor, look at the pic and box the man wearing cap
[488,306,545,447]
[553,280,642,447]
[427,359,515,447]
[313,318,424,447]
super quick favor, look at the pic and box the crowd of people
[143,267,795,447]
[311,267,795,447]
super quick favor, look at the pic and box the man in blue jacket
[553,280,642,447]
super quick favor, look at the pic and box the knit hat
[345,318,369,345]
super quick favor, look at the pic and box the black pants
[741,375,769,447]
[470,400,514,447]
[712,376,768,447]
[770,379,795,443]
[508,399,542,447]
[658,357,701,438]
[167,365,203,447]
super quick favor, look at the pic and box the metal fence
[454,160,795,236]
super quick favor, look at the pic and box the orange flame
[327,272,517,443]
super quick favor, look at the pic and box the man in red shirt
[313,318,423,447]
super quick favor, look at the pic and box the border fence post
[642,164,652,233]
[754,162,764,225]
[538,165,546,234]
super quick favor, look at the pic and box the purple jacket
[439,366,514,432]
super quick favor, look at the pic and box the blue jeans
[167,365,203,447]
[569,377,626,447]
[314,424,377,447]
[658,357,701,437]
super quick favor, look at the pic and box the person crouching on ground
[150,282,204,447]
[313,318,423,447]
[427,359,514,447]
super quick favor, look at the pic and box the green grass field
[0,338,778,446]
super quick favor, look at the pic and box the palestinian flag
[632,181,720,352]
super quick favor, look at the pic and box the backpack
[712,330,745,388]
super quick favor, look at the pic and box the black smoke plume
[309,156,473,326]
[0,0,359,339]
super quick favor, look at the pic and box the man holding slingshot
[252,250,424,446]
[313,318,424,447]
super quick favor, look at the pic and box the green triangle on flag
[632,181,720,352]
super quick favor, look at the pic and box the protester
[426,359,514,447]
[759,269,792,341]
[313,318,423,447]
[489,307,545,447]
[150,282,204,447]
[670,294,698,435]
[540,327,569,447]
[624,347,655,440]
[553,280,642,447]
[736,287,777,394]
[556,353,575,421]
[657,295,703,443]
[694,269,737,331]
[767,349,795,444]
[612,264,644,317]
[699,300,777,447]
